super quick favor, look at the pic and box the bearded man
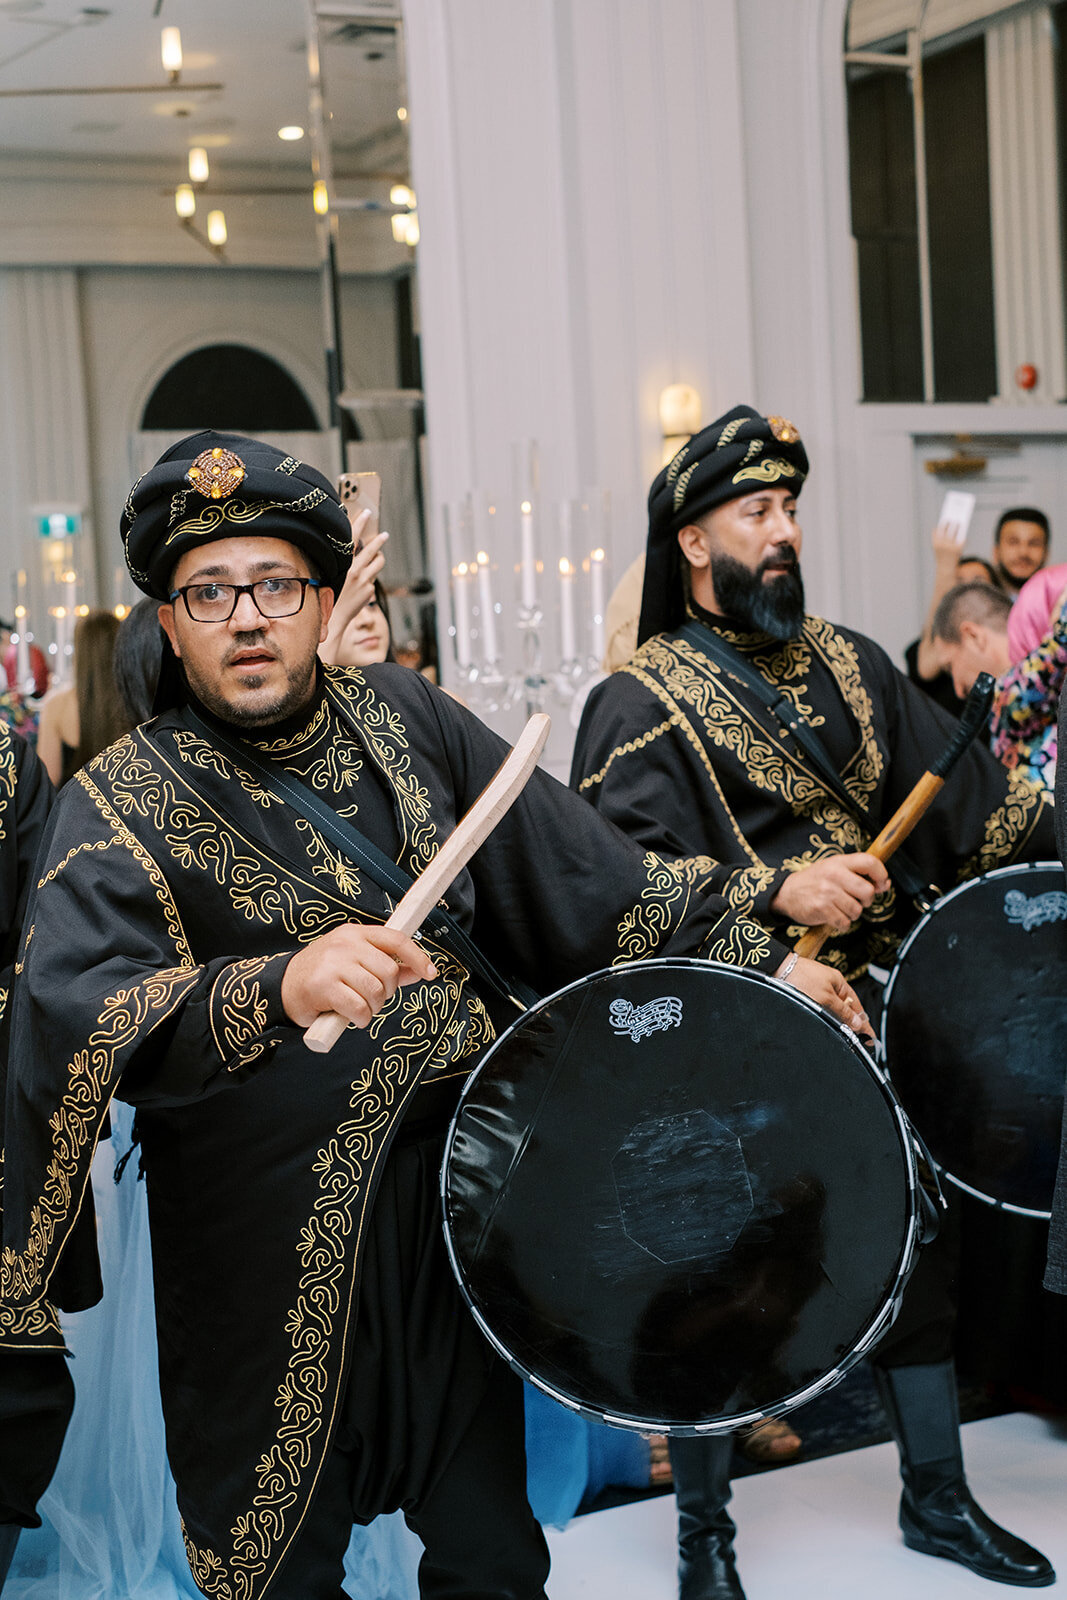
[0,431,867,1600]
[571,405,1056,1599]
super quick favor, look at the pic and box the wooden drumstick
[303,712,552,1054]
[794,673,996,961]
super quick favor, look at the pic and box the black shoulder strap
[678,620,930,901]
[183,705,536,1017]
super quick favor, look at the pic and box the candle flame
[559,558,574,577]
[14,606,25,619]
[53,606,67,619]
[520,500,532,515]
[62,570,77,584]
[476,551,489,566]
[75,604,90,617]
[591,547,605,561]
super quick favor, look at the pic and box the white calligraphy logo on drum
[609,996,684,1042]
[1004,888,1067,931]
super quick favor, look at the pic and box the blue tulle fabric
[5,1105,646,1598]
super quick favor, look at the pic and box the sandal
[736,1414,802,1464]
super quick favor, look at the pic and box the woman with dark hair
[36,610,127,787]
[113,597,166,727]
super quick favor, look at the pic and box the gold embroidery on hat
[673,461,699,511]
[768,416,800,444]
[666,445,689,487]
[716,417,745,450]
[185,447,246,500]
[277,456,299,476]
[739,438,761,466]
[732,458,799,486]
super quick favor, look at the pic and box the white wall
[405,0,1067,745]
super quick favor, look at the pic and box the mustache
[223,632,279,666]
[759,546,800,578]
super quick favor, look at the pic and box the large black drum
[881,861,1067,1219]
[443,959,932,1435]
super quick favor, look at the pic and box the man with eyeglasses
[0,433,865,1600]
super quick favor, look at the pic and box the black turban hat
[121,431,355,601]
[638,404,809,644]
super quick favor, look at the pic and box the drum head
[443,959,917,1433]
[882,861,1067,1218]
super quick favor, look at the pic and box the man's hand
[770,853,890,932]
[778,953,873,1042]
[282,924,438,1029]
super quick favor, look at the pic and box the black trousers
[270,1353,549,1600]
[0,1350,74,1526]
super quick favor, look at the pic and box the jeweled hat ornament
[639,404,809,643]
[121,430,355,600]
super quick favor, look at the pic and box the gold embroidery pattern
[79,751,193,963]
[172,731,282,809]
[209,955,275,1065]
[36,836,117,889]
[251,698,330,756]
[673,462,699,512]
[96,738,341,942]
[614,852,693,963]
[577,717,676,794]
[0,966,200,1306]
[959,769,1049,879]
[703,913,773,967]
[162,491,342,550]
[293,820,362,899]
[666,444,689,485]
[182,953,493,1600]
[732,457,800,486]
[716,417,744,450]
[324,668,438,871]
[0,1292,62,1347]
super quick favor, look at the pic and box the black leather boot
[874,1361,1054,1587]
[0,1525,20,1595]
[668,1435,746,1600]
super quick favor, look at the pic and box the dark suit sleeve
[569,672,788,919]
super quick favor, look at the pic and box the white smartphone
[338,472,381,549]
[937,490,976,544]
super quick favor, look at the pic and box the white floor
[546,1413,1067,1599]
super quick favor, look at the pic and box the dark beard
[181,633,318,727]
[709,548,805,640]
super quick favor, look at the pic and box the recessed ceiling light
[397,107,408,122]
[278,125,305,141]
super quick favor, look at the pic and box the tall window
[846,1,1066,405]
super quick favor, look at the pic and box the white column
[986,6,1067,405]
[0,268,96,653]
[404,0,758,721]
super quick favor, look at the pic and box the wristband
[776,951,799,984]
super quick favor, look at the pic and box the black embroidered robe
[1,663,784,1599]
[571,617,1054,978]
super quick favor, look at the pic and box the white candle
[453,564,472,669]
[590,547,606,662]
[520,500,537,610]
[476,551,499,663]
[559,557,576,662]
[14,569,29,688]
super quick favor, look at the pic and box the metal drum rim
[441,957,924,1434]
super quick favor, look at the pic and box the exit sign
[34,507,83,540]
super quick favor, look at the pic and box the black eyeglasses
[169,576,322,623]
